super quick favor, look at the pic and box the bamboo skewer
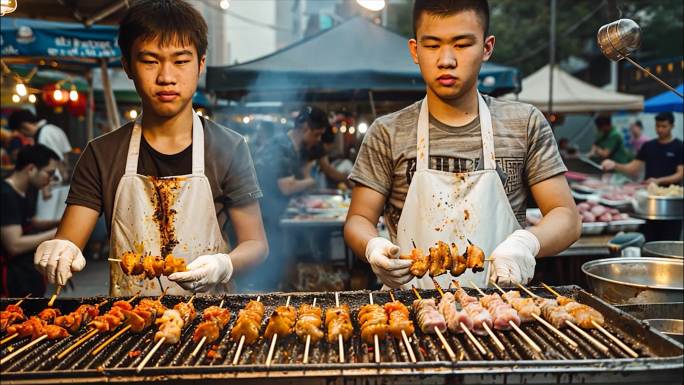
[191,300,226,358]
[265,296,291,367]
[335,292,345,364]
[517,283,609,354]
[491,280,578,348]
[1,333,19,345]
[108,258,122,262]
[232,295,261,366]
[541,283,635,357]
[368,292,382,364]
[136,295,194,373]
[434,280,487,356]
[56,328,98,360]
[91,325,132,356]
[47,285,62,307]
[465,282,506,353]
[302,298,316,364]
[411,286,457,361]
[468,281,541,354]
[0,334,47,365]
[388,290,417,363]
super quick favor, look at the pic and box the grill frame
[1,286,682,384]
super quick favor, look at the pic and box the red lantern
[41,83,68,108]
[67,92,87,117]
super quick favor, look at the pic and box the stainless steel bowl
[642,241,684,259]
[632,193,684,220]
[645,319,684,343]
[597,19,641,61]
[582,257,684,304]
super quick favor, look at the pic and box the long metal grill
[1,286,682,384]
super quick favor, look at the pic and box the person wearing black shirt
[602,112,683,241]
[1,145,60,297]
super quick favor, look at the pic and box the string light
[242,116,251,124]
[53,88,64,101]
[358,122,368,134]
[11,94,20,103]
[129,109,138,119]
[219,0,229,10]
[28,94,37,103]
[69,86,79,102]
[349,126,356,134]
[15,82,27,97]
[340,125,347,133]
[356,0,385,12]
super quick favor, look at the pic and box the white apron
[109,111,229,296]
[395,94,521,289]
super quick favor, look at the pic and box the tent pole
[548,0,556,114]
[100,59,121,129]
[86,69,94,140]
[368,90,377,120]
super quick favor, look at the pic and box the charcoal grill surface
[1,286,682,384]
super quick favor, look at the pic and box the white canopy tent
[503,64,643,113]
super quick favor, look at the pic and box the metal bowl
[645,319,684,343]
[582,257,684,304]
[643,241,684,259]
[632,193,684,220]
[597,19,641,61]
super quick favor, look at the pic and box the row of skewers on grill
[0,283,639,369]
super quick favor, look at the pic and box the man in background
[588,115,632,164]
[628,120,650,154]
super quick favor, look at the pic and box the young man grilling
[344,0,581,289]
[34,0,267,295]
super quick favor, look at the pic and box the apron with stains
[394,93,521,289]
[109,111,229,296]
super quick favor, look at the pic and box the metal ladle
[598,19,683,98]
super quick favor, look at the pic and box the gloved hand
[34,239,86,286]
[365,237,413,288]
[490,230,540,286]
[168,253,233,293]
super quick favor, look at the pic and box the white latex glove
[168,253,233,293]
[490,229,540,286]
[365,237,413,288]
[34,239,86,286]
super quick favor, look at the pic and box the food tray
[606,217,646,233]
[582,222,608,235]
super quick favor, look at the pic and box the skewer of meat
[90,297,157,357]
[0,295,30,335]
[541,283,638,358]
[489,281,578,348]
[264,296,295,366]
[137,296,196,372]
[432,279,487,356]
[3,303,72,347]
[515,283,610,355]
[467,280,542,355]
[54,300,106,333]
[109,253,187,278]
[191,300,230,358]
[230,296,264,365]
[410,286,457,361]
[401,240,491,278]
[387,290,417,363]
[451,280,499,349]
[327,292,352,363]
[296,298,322,364]
[359,293,387,363]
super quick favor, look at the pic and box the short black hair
[8,109,39,131]
[14,144,60,172]
[294,106,330,131]
[632,120,643,128]
[655,111,675,125]
[594,116,611,127]
[412,0,490,38]
[118,0,208,65]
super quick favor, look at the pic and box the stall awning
[0,17,120,63]
[644,84,684,113]
[207,17,520,99]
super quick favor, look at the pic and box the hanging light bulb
[0,0,18,16]
[129,109,138,119]
[219,0,229,10]
[28,94,37,103]
[349,126,356,135]
[69,86,79,102]
[53,88,64,101]
[356,0,385,12]
[11,94,21,103]
[358,122,368,134]
[242,116,251,124]
[15,82,27,97]
[340,124,348,134]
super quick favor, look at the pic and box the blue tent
[207,17,520,99]
[0,17,119,62]
[644,84,684,113]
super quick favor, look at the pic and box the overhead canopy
[644,84,683,113]
[0,17,120,65]
[207,17,520,100]
[503,64,644,113]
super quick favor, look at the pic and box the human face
[19,121,39,137]
[303,125,325,149]
[123,35,205,119]
[655,119,673,141]
[29,159,58,189]
[629,123,641,138]
[409,11,494,102]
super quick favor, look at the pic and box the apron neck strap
[124,110,205,176]
[416,92,497,171]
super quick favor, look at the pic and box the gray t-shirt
[349,96,567,242]
[67,117,262,234]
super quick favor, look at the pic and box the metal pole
[86,69,94,140]
[368,90,377,120]
[548,0,556,114]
